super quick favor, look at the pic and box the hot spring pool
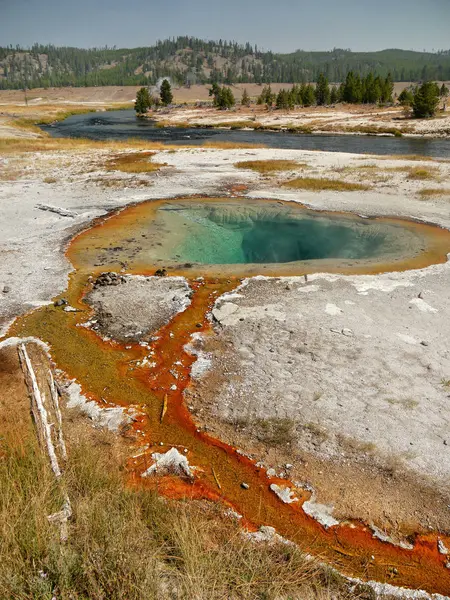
[69,197,450,277]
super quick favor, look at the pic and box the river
[42,110,450,158]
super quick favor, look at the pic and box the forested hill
[1,37,450,89]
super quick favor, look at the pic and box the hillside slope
[1,37,450,89]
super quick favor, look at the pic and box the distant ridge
[1,37,450,89]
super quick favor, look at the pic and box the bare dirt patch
[86,275,192,342]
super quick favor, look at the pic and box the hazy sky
[1,0,449,53]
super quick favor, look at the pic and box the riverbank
[2,85,450,140]
[151,103,450,138]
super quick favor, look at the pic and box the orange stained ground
[5,197,450,595]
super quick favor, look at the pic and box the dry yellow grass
[0,137,180,155]
[0,167,24,181]
[105,151,167,173]
[283,177,370,192]
[407,166,440,180]
[418,188,450,199]
[202,140,266,149]
[90,176,153,188]
[0,430,361,599]
[368,154,436,162]
[235,159,308,173]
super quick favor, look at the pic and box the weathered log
[18,343,61,478]
[48,369,67,461]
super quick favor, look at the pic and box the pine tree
[241,88,250,106]
[210,84,235,109]
[398,88,414,106]
[341,72,362,103]
[330,86,339,104]
[276,89,292,109]
[412,81,440,118]
[380,73,394,104]
[160,79,173,106]
[134,87,151,115]
[222,86,235,108]
[302,84,316,107]
[257,85,275,107]
[440,83,449,97]
[315,72,330,105]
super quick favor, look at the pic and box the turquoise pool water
[158,202,404,265]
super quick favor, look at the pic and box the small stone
[241,482,249,490]
[54,298,68,307]
[444,440,448,446]
[420,341,429,346]
[195,323,202,328]
[2,285,11,293]
[266,468,277,477]
[285,463,293,469]
[438,539,449,555]
[341,328,353,337]
[418,292,424,299]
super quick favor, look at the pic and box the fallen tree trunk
[18,342,72,541]
[48,368,67,461]
[18,343,62,478]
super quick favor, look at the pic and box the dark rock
[54,298,68,307]
[155,268,167,277]
[93,272,126,288]
[2,285,11,293]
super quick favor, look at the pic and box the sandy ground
[2,114,450,544]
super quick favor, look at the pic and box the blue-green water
[42,110,450,158]
[157,202,412,267]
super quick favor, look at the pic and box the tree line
[135,75,446,118]
[256,72,394,108]
[1,38,450,89]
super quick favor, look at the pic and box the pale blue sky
[1,0,449,53]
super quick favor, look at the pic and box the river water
[42,110,450,158]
